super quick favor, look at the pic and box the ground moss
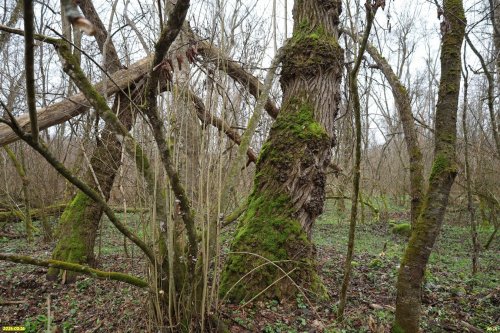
[281,21,342,82]
[391,324,405,333]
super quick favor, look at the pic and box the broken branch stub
[62,0,95,35]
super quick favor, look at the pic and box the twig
[0,300,27,306]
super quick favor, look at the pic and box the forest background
[0,0,498,332]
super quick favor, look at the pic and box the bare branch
[194,32,280,119]
[23,0,39,143]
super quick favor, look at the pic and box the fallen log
[0,204,149,223]
[0,204,66,223]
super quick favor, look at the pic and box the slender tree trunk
[352,34,424,227]
[0,0,23,51]
[462,62,480,274]
[493,0,500,158]
[484,220,498,249]
[221,0,343,302]
[493,0,500,83]
[3,146,33,243]
[338,1,381,319]
[393,1,465,332]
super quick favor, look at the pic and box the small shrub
[391,223,411,237]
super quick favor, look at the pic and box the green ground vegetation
[1,197,498,332]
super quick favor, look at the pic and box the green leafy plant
[296,294,307,309]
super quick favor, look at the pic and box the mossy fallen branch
[0,253,148,288]
[0,24,152,147]
[222,201,249,228]
[0,205,148,223]
[0,204,64,223]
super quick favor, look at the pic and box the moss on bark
[221,0,343,304]
[47,93,133,282]
[393,0,465,331]
[47,192,94,282]
[220,100,330,303]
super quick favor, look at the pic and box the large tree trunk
[220,0,343,303]
[393,1,465,332]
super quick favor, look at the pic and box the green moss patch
[220,190,325,303]
[390,223,412,238]
[281,21,342,82]
[221,98,330,303]
[47,192,94,282]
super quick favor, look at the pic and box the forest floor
[0,200,498,332]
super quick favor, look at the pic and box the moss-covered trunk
[221,0,343,303]
[47,93,135,282]
[393,1,465,332]
[47,0,133,282]
[494,0,500,90]
[491,0,500,157]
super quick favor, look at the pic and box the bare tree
[393,0,466,331]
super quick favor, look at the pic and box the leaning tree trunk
[393,1,465,332]
[360,38,424,226]
[220,0,343,303]
[47,94,135,282]
[494,0,500,89]
[47,0,134,282]
[492,0,500,157]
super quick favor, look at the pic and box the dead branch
[0,253,148,288]
[0,55,152,146]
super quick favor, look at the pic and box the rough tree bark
[393,0,465,331]
[221,0,343,302]
[47,0,136,282]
